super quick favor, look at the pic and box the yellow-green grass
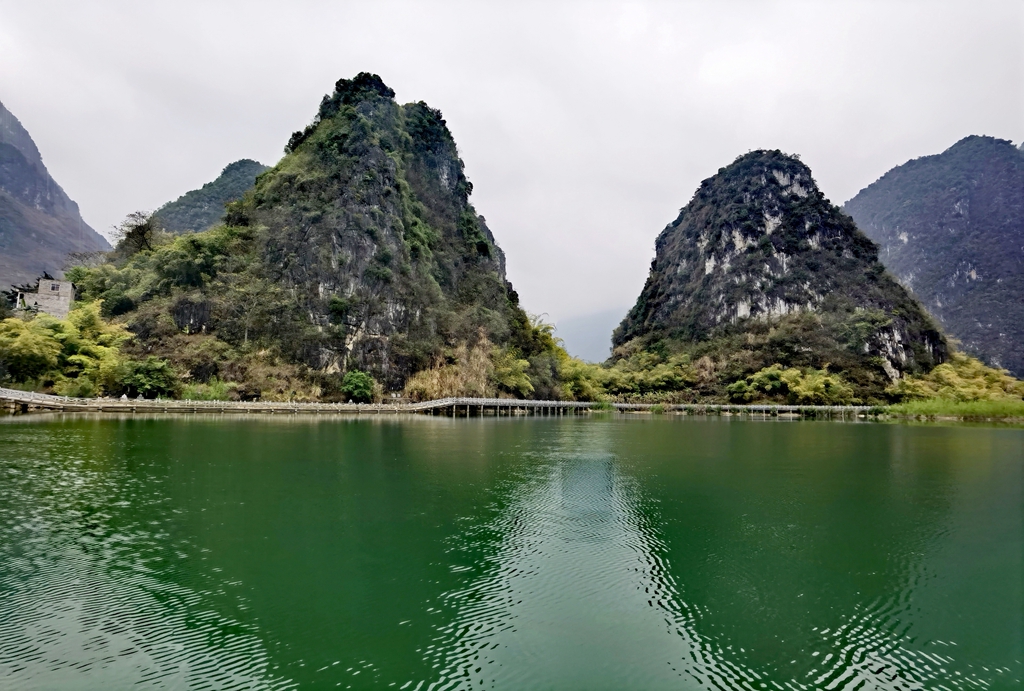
[887,398,1024,420]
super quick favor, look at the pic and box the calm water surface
[0,415,1020,690]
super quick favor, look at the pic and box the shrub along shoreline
[1,298,1021,419]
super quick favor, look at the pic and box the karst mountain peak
[615,149,945,398]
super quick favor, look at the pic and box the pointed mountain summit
[845,136,1024,377]
[154,159,268,233]
[0,99,109,288]
[222,73,529,384]
[615,150,945,398]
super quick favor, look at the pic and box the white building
[17,280,75,319]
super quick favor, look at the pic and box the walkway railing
[0,387,876,418]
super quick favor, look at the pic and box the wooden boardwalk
[0,387,875,419]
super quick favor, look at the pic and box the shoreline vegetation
[0,301,1021,421]
[1,243,1022,419]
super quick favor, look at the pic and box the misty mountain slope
[154,159,268,233]
[615,150,945,400]
[0,100,109,288]
[844,136,1024,377]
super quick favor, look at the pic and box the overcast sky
[1,0,1021,337]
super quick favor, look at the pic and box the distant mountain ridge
[0,99,109,288]
[154,159,268,233]
[844,136,1024,377]
[615,150,945,401]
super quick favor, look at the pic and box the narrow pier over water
[1,387,874,419]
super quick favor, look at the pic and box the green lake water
[0,414,1020,690]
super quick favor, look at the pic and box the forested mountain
[154,159,268,233]
[844,136,1024,377]
[65,74,555,399]
[613,150,946,402]
[0,99,109,288]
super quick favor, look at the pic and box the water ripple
[0,425,294,690]
[1,417,1020,690]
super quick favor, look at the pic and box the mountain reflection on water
[427,435,709,688]
[0,415,1020,690]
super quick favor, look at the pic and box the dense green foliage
[0,302,177,398]
[397,314,600,402]
[883,349,1024,419]
[181,377,234,401]
[886,351,1023,402]
[727,365,855,405]
[64,222,327,401]
[340,370,375,403]
[845,136,1024,377]
[154,159,268,233]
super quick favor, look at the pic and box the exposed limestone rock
[615,150,945,392]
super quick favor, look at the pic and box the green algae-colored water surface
[0,415,1020,690]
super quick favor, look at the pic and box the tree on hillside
[215,271,285,346]
[63,251,109,270]
[113,211,157,256]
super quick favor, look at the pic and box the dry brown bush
[404,340,496,401]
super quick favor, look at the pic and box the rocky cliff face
[844,136,1024,377]
[616,150,945,390]
[209,74,528,386]
[154,159,268,233]
[0,99,109,288]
